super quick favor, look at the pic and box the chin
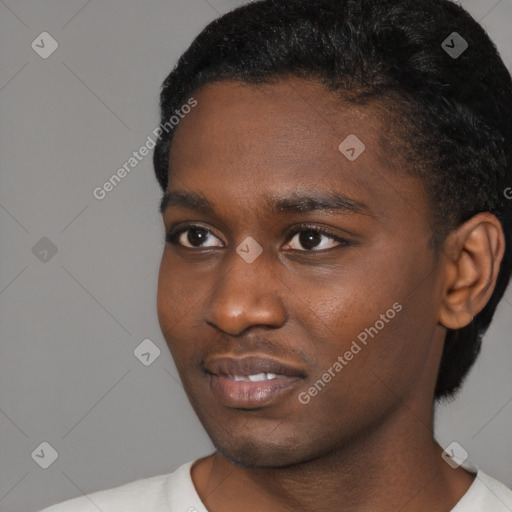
[216,443,300,469]
[207,428,312,469]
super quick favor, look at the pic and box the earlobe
[438,213,505,330]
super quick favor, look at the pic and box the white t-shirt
[39,458,512,512]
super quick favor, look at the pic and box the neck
[192,402,475,512]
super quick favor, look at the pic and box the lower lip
[209,374,304,409]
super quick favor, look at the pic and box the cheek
[157,251,205,318]
[304,255,436,402]
[156,252,198,350]
[295,245,429,363]
[156,257,177,334]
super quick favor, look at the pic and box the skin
[156,77,505,512]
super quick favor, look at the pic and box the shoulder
[37,464,190,512]
[454,469,512,512]
[474,470,512,511]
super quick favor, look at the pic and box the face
[157,77,444,468]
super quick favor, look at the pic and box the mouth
[226,372,290,382]
[204,355,307,409]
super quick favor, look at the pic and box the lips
[204,355,306,409]
[205,355,306,379]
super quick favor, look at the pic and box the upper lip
[204,355,306,378]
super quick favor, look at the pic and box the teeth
[248,373,267,382]
[231,373,280,382]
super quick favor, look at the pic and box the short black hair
[153,0,512,401]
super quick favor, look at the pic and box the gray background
[0,1,510,511]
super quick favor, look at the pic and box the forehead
[166,77,425,224]
[170,77,385,176]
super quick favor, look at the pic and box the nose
[203,250,287,336]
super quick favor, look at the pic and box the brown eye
[283,227,349,251]
[166,226,223,248]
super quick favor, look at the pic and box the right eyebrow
[159,190,215,215]
[160,189,373,217]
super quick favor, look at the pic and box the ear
[438,212,505,330]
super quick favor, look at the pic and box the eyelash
[165,223,352,251]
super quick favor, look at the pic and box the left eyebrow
[267,192,371,216]
[159,189,372,216]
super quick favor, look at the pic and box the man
[40,0,512,510]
